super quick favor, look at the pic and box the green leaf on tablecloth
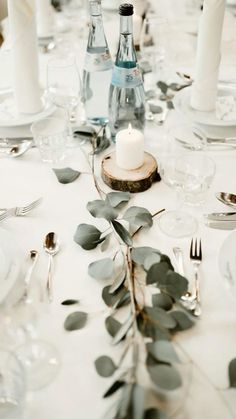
[144,408,168,419]
[146,262,170,285]
[61,299,79,306]
[149,104,163,114]
[138,315,171,341]
[64,311,88,331]
[144,254,162,271]
[102,286,130,309]
[87,200,119,221]
[103,380,125,398]
[112,314,133,345]
[160,254,174,271]
[105,316,122,338]
[112,220,133,246]
[148,364,182,390]
[95,356,117,377]
[157,81,169,94]
[123,206,153,228]
[94,129,111,155]
[88,258,114,280]
[53,167,81,184]
[73,125,96,142]
[74,224,105,250]
[167,100,174,110]
[100,233,112,252]
[158,272,188,300]
[147,341,180,364]
[109,270,126,294]
[105,192,131,208]
[132,384,145,419]
[131,247,161,266]
[145,307,177,330]
[152,294,173,311]
[229,358,236,388]
[171,311,194,331]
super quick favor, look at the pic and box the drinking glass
[0,348,26,419]
[31,116,69,164]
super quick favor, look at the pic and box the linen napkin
[7,0,42,115]
[191,0,226,112]
[35,0,55,38]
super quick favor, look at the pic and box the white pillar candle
[116,124,144,170]
[133,13,142,46]
[191,0,226,112]
[7,0,42,115]
[36,0,55,38]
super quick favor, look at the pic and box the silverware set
[0,198,42,222]
[173,238,203,317]
[0,138,34,158]
[205,192,236,230]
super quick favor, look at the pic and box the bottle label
[111,66,143,88]
[84,52,113,72]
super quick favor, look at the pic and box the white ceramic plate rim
[174,86,236,127]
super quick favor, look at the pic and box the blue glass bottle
[83,0,113,125]
[109,3,145,138]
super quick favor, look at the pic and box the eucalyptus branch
[132,208,165,238]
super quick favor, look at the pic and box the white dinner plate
[0,228,23,305]
[174,86,236,127]
[219,229,236,300]
[0,92,56,128]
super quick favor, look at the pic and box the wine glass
[47,57,83,145]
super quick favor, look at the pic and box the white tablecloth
[0,5,236,419]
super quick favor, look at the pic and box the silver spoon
[43,232,60,303]
[0,141,33,158]
[216,192,236,208]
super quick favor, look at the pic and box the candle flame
[128,123,132,134]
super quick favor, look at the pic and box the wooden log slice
[101,151,158,193]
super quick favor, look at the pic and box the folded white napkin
[191,0,226,112]
[8,0,42,115]
[36,0,55,38]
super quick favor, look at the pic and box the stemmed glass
[159,152,215,237]
[47,57,83,145]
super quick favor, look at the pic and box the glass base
[158,210,197,238]
[15,340,60,391]
[87,116,109,125]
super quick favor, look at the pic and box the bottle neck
[88,1,108,50]
[120,14,133,36]
[116,14,137,66]
[89,0,102,17]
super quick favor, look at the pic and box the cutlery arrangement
[173,238,203,317]
[43,232,60,303]
[205,192,236,229]
[0,138,34,158]
[0,198,42,222]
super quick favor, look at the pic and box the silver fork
[0,198,42,222]
[190,238,202,317]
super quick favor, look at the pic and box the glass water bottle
[109,3,145,138]
[83,0,113,125]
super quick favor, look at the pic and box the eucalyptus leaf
[73,125,96,142]
[160,255,174,271]
[144,408,167,419]
[132,384,145,419]
[88,258,114,279]
[149,104,163,114]
[123,206,153,228]
[146,262,170,285]
[100,233,112,252]
[152,294,173,311]
[167,100,174,110]
[106,192,131,208]
[94,132,111,155]
[109,271,126,294]
[61,299,79,306]
[147,340,179,364]
[112,314,133,345]
[137,314,171,341]
[74,224,104,250]
[102,286,130,309]
[157,81,168,94]
[132,247,161,266]
[171,311,194,331]
[119,383,133,417]
[145,306,177,330]
[112,220,133,246]
[87,200,119,221]
[148,364,182,390]
[103,380,125,398]
[64,311,88,331]
[229,358,236,388]
[53,167,81,184]
[158,272,188,300]
[95,356,117,378]
[144,254,162,271]
[105,316,122,338]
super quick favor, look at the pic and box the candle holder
[101,151,160,193]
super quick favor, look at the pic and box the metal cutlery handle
[193,264,201,317]
[173,247,185,276]
[46,255,53,302]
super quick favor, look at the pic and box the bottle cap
[119,3,134,16]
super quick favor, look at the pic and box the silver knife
[205,220,236,230]
[204,212,236,221]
